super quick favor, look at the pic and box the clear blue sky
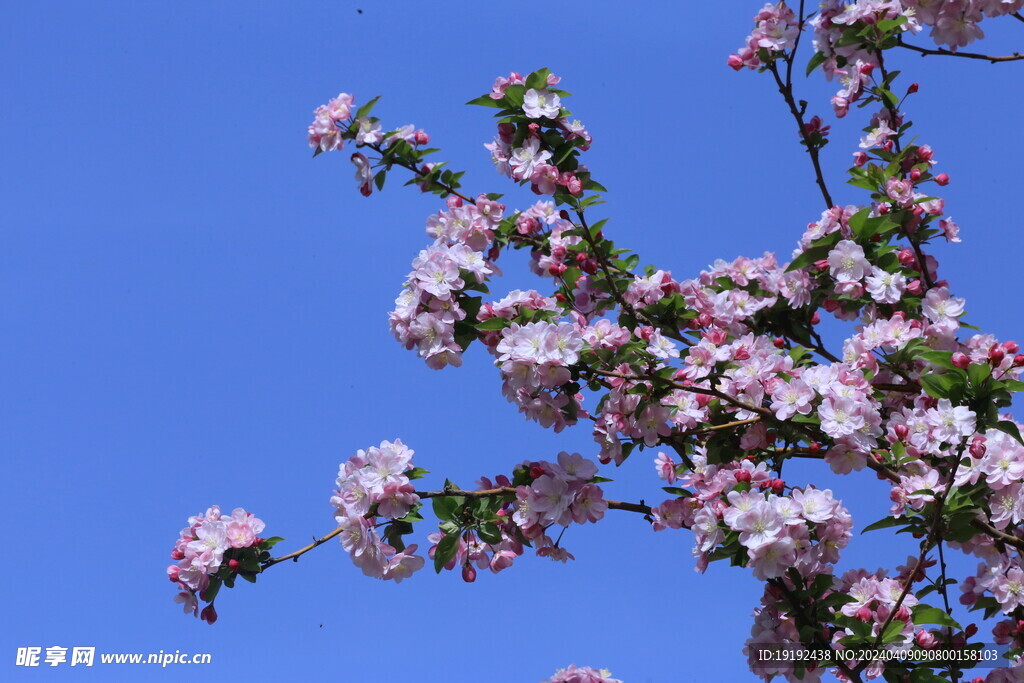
[3,2,1023,681]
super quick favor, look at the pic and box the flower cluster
[545,665,622,683]
[652,452,853,580]
[389,196,499,369]
[167,505,269,623]
[330,440,425,582]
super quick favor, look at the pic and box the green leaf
[355,96,381,120]
[261,536,285,550]
[911,605,960,629]
[917,351,955,371]
[476,317,510,331]
[405,467,430,481]
[525,68,551,91]
[432,496,457,522]
[202,576,222,602]
[968,363,991,387]
[1002,379,1024,392]
[374,170,386,191]
[861,515,905,534]
[465,94,504,108]
[881,617,907,644]
[993,420,1024,446]
[503,84,525,107]
[806,51,828,76]
[786,242,834,273]
[919,372,963,400]
[433,532,460,573]
[477,522,502,545]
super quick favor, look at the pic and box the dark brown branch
[896,40,1024,63]
[262,488,653,568]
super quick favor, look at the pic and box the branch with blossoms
[166,2,1024,681]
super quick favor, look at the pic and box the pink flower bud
[853,151,869,167]
[200,605,218,624]
[1014,354,1024,367]
[906,280,923,295]
[1003,341,1020,355]
[970,437,987,458]
[581,258,599,275]
[990,346,1006,366]
[859,62,875,75]
[813,259,829,271]
[727,54,744,71]
[547,263,567,277]
[413,130,430,146]
[951,352,971,369]
[895,606,912,622]
[228,559,240,572]
[171,550,185,561]
[935,173,950,186]
[773,337,785,349]
[697,313,713,328]
[878,203,890,215]
[909,168,922,182]
[915,630,937,649]
[461,564,477,583]
[167,567,180,583]
[735,469,752,484]
[855,606,874,623]
[894,424,909,442]
[770,479,785,494]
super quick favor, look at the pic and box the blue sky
[3,2,1023,681]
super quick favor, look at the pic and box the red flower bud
[990,346,1006,366]
[909,168,922,182]
[462,564,477,583]
[1014,354,1024,367]
[171,550,185,561]
[200,605,218,624]
[773,337,786,349]
[770,479,785,494]
[1003,341,1020,355]
[951,352,971,369]
[228,559,240,572]
[894,424,909,442]
[547,263,567,277]
[935,173,950,186]
[734,469,752,484]
[855,606,874,622]
[529,465,546,479]
[965,623,978,638]
[907,82,919,94]
[811,312,821,325]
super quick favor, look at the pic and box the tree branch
[896,40,1024,63]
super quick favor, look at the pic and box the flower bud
[734,469,752,484]
[915,630,937,649]
[970,437,987,458]
[895,606,912,623]
[770,479,785,494]
[811,312,821,325]
[855,606,874,622]
[935,173,950,186]
[1014,354,1024,367]
[990,346,1006,366]
[773,337,786,349]
[200,605,218,624]
[171,550,185,561]
[853,151,869,167]
[906,280,923,295]
[1003,341,1020,355]
[529,465,546,479]
[894,424,909,442]
[909,168,922,182]
[907,82,919,94]
[965,623,978,638]
[547,263,567,277]
[461,564,477,583]
[951,352,971,369]
[228,559,240,572]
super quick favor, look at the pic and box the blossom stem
[263,490,653,569]
[895,39,1024,63]
[767,63,834,210]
